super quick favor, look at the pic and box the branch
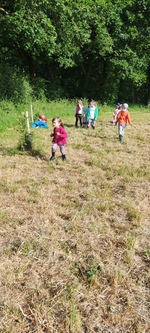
[0,7,8,14]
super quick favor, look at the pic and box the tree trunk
[26,56,37,81]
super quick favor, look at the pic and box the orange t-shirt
[117,110,131,125]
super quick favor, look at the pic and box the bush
[0,63,32,104]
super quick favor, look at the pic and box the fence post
[26,111,30,133]
[30,104,34,123]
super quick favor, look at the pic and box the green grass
[0,100,150,333]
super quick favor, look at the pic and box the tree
[0,0,150,103]
[0,0,57,79]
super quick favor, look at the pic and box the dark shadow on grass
[64,123,75,128]
[0,146,47,160]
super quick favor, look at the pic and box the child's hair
[77,99,83,106]
[52,117,64,128]
[89,99,95,106]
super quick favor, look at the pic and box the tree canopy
[0,0,150,104]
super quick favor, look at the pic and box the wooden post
[30,104,34,123]
[26,111,30,133]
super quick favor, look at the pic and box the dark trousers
[75,114,83,127]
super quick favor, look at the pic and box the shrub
[0,63,32,104]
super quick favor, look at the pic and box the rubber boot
[49,151,55,161]
[62,154,66,161]
[119,134,123,142]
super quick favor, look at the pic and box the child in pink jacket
[49,117,68,161]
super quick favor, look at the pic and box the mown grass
[0,101,150,333]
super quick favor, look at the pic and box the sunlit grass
[0,101,149,333]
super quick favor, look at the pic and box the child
[32,114,48,128]
[74,99,83,128]
[49,117,68,161]
[87,100,98,129]
[83,105,89,128]
[113,103,121,125]
[116,103,131,142]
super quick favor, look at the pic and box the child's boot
[62,154,67,161]
[49,151,55,161]
[119,134,123,142]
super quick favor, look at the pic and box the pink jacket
[52,126,67,145]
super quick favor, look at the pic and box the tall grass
[0,99,149,132]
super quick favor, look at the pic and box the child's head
[89,100,95,107]
[122,103,128,111]
[39,115,47,122]
[77,99,83,106]
[52,117,64,128]
[116,103,121,109]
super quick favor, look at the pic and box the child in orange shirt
[116,103,131,142]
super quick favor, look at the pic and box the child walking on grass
[87,100,98,129]
[49,117,68,161]
[113,103,121,125]
[116,103,131,142]
[74,99,83,128]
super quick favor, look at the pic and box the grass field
[0,103,150,333]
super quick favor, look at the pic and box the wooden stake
[30,104,33,123]
[26,111,30,133]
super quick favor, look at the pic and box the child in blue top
[87,100,98,129]
[83,101,90,128]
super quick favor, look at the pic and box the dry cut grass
[0,111,150,333]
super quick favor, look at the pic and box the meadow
[0,100,150,333]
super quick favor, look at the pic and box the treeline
[0,0,150,105]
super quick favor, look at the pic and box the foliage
[0,0,150,103]
[0,63,32,104]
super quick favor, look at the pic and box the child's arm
[57,128,68,138]
[95,108,98,119]
[127,112,131,124]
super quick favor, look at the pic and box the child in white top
[74,99,83,128]
[113,103,121,125]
